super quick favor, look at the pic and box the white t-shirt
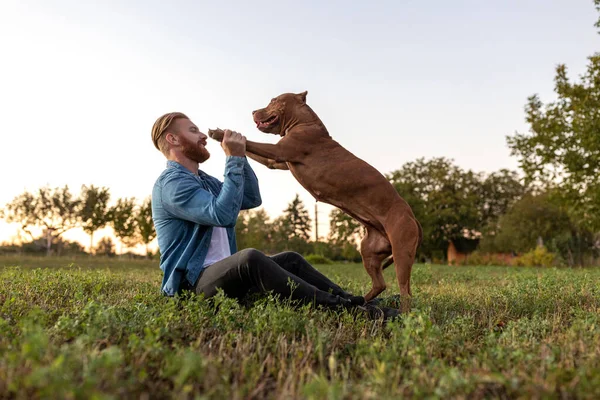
[202,227,231,268]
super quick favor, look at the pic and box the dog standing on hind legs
[208,91,423,308]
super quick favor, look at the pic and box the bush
[304,254,333,265]
[95,237,116,257]
[514,246,557,267]
[465,251,515,266]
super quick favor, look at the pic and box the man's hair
[151,112,189,155]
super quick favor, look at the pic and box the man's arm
[161,157,246,227]
[241,157,263,209]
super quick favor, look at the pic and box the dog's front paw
[208,128,225,142]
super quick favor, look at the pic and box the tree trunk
[576,233,584,267]
[89,231,94,255]
[567,248,574,267]
[46,229,52,256]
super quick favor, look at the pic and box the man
[150,112,370,311]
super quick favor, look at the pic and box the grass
[1,255,600,399]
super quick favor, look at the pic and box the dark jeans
[187,248,364,308]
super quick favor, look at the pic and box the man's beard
[180,136,210,163]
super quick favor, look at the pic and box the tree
[270,215,295,253]
[597,0,600,33]
[235,208,273,252]
[282,194,312,241]
[328,208,364,245]
[136,197,156,258]
[478,169,526,236]
[327,208,363,260]
[0,186,81,255]
[235,210,249,249]
[387,158,527,260]
[387,158,482,259]
[266,195,313,255]
[506,5,600,231]
[110,197,138,253]
[481,192,595,266]
[79,185,111,253]
[486,193,570,253]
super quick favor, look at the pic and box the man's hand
[221,129,246,157]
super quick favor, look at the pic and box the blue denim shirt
[152,157,262,296]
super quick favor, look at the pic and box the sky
[0,0,598,250]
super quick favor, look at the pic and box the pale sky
[0,0,598,250]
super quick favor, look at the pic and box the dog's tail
[382,256,394,270]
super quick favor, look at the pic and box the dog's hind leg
[360,227,392,302]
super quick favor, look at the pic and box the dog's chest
[289,165,328,201]
[311,189,327,202]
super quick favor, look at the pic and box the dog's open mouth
[256,114,279,129]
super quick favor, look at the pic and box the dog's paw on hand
[208,128,225,142]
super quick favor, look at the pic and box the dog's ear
[297,91,308,104]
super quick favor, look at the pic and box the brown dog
[208,91,422,302]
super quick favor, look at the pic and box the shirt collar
[166,160,207,178]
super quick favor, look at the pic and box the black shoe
[334,296,354,310]
[365,295,403,310]
[347,295,366,305]
[358,303,401,322]
[365,297,384,306]
[379,305,401,321]
[357,303,384,320]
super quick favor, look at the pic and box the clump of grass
[1,257,600,398]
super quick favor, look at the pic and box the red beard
[180,135,210,163]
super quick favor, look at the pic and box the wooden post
[314,202,319,242]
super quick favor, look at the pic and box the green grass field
[1,256,599,399]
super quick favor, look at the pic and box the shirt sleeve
[241,157,262,210]
[160,157,246,227]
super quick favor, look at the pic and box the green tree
[136,197,156,258]
[235,208,273,252]
[481,192,595,266]
[328,208,364,244]
[0,186,81,255]
[267,196,313,255]
[387,158,482,259]
[478,169,526,236]
[270,215,293,252]
[596,0,600,32]
[387,158,526,260]
[282,194,312,242]
[79,185,111,253]
[327,208,363,261]
[235,210,249,249]
[506,5,600,231]
[110,197,138,253]
[485,193,570,254]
